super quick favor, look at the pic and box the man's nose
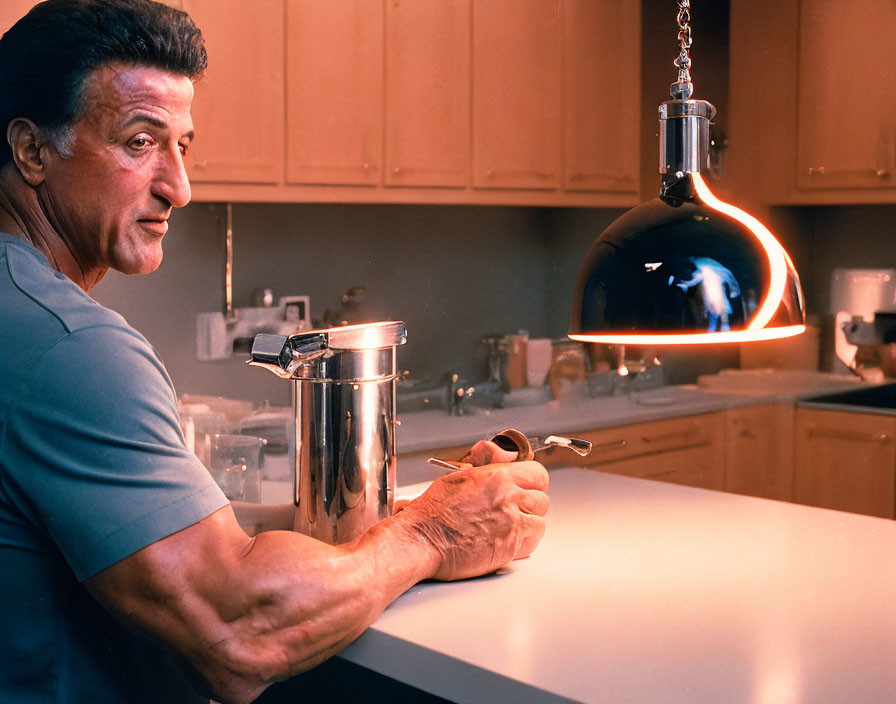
[154,146,191,208]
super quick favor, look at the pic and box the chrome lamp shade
[568,95,805,346]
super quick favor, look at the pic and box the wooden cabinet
[794,409,896,519]
[180,0,285,184]
[384,0,470,188]
[727,0,896,205]
[563,0,639,194]
[472,0,562,191]
[724,404,794,502]
[399,404,896,520]
[178,0,640,206]
[559,413,726,491]
[285,1,383,186]
[795,0,896,193]
[0,1,37,32]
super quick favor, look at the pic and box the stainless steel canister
[249,321,407,544]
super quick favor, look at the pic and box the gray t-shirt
[0,233,229,703]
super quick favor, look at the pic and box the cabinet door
[286,0,383,186]
[0,1,37,31]
[794,409,896,518]
[181,0,285,184]
[724,404,794,501]
[558,413,726,491]
[385,0,470,188]
[796,0,896,190]
[472,0,562,190]
[599,444,724,491]
[563,0,639,194]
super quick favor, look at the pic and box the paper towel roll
[526,338,552,387]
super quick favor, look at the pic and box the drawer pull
[806,426,891,443]
[592,438,627,452]
[642,425,699,446]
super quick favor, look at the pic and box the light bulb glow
[569,324,805,346]
[691,173,789,331]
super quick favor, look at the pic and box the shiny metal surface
[249,322,406,544]
[292,370,397,543]
[569,175,805,340]
[658,99,715,175]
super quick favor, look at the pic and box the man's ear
[6,118,49,186]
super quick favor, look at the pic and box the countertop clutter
[339,468,896,704]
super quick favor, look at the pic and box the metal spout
[248,332,328,379]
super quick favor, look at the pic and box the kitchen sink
[803,383,896,410]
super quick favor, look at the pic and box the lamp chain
[671,0,694,100]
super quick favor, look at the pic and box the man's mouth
[137,217,169,236]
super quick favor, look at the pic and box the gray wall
[92,200,759,406]
[93,203,568,406]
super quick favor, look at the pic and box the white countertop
[338,468,896,704]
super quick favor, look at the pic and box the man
[0,2,549,703]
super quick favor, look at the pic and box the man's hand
[396,440,549,581]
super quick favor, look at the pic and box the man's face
[40,63,194,276]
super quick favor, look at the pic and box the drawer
[549,413,723,468]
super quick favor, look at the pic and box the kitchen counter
[396,385,745,455]
[338,468,896,703]
[397,372,863,455]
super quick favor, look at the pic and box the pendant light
[568,0,805,348]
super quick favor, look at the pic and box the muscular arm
[85,460,548,704]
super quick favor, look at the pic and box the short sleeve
[1,324,228,580]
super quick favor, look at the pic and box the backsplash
[92,203,606,405]
[92,201,896,406]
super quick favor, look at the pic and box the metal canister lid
[289,321,407,351]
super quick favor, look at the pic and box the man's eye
[179,142,189,156]
[128,136,153,151]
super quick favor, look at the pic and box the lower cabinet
[400,405,896,521]
[723,404,795,502]
[557,414,726,491]
[794,409,896,519]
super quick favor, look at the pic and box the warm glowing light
[570,324,806,346]
[692,174,790,331]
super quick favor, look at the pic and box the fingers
[518,488,550,517]
[502,460,549,491]
[514,514,547,561]
[460,439,519,466]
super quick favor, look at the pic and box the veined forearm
[195,513,439,702]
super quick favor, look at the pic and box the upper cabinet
[795,0,896,193]
[384,1,470,188]
[0,1,37,32]
[471,0,563,191]
[180,0,640,206]
[727,0,896,205]
[285,1,383,187]
[180,0,285,184]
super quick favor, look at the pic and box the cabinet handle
[482,170,556,181]
[193,159,208,168]
[591,438,627,452]
[568,172,635,183]
[642,424,700,447]
[805,425,891,443]
[807,166,890,178]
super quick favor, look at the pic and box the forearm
[220,513,440,680]
[89,506,439,704]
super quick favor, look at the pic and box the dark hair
[0,0,206,166]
